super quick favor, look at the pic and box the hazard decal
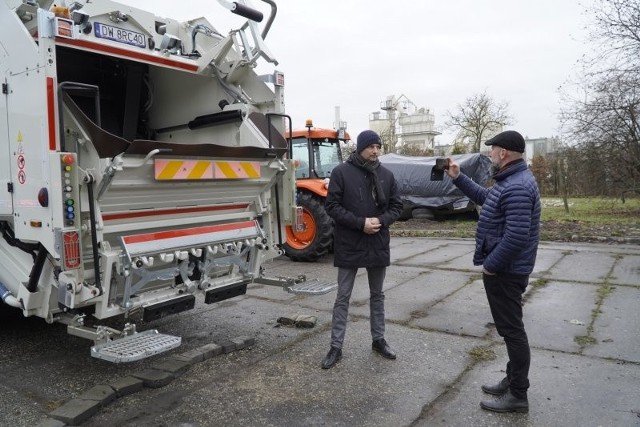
[154,159,261,180]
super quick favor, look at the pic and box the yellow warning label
[17,131,23,142]
[154,159,261,180]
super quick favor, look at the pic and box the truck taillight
[63,231,81,270]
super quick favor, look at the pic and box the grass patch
[541,197,640,224]
[468,345,496,362]
[391,196,640,242]
[529,278,548,289]
[574,335,596,346]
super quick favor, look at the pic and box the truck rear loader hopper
[0,0,335,363]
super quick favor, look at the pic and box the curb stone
[46,336,255,426]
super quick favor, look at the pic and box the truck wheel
[284,192,334,262]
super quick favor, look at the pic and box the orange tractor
[284,121,351,261]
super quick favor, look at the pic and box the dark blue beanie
[356,130,381,153]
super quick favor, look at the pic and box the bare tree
[445,92,512,152]
[559,0,640,195]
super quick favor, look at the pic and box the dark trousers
[483,272,530,399]
[330,267,386,349]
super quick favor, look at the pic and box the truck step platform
[90,330,181,363]
[286,278,337,295]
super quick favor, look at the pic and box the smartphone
[435,158,450,170]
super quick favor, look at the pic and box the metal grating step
[287,278,337,295]
[91,329,181,363]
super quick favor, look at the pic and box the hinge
[2,83,7,94]
[7,182,13,193]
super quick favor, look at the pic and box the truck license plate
[94,22,146,48]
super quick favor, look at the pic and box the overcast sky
[120,0,594,144]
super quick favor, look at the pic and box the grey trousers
[330,266,386,349]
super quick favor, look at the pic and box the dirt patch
[391,217,640,244]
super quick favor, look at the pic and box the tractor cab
[288,120,349,181]
[283,120,350,262]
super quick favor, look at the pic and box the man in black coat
[321,130,404,369]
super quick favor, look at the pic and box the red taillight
[62,154,75,165]
[63,231,81,269]
[38,187,49,207]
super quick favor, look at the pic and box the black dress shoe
[321,346,342,369]
[480,390,528,413]
[372,339,396,359]
[481,377,510,395]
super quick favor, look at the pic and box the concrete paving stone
[218,339,237,353]
[174,349,205,364]
[35,419,66,427]
[421,346,640,427]
[109,376,144,397]
[294,265,429,313]
[399,242,475,267]
[76,384,116,406]
[349,270,474,324]
[531,247,566,276]
[525,281,599,353]
[230,336,249,350]
[152,359,191,376]
[199,342,223,359]
[390,238,449,262]
[546,250,617,283]
[410,279,493,337]
[585,285,640,363]
[609,254,640,285]
[131,369,175,388]
[49,398,101,425]
[230,335,256,350]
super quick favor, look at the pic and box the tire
[283,191,334,262]
[411,207,435,220]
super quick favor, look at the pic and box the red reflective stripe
[122,221,256,244]
[55,38,199,72]
[47,77,56,151]
[102,204,250,221]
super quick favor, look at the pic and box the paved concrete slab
[400,242,476,267]
[531,247,566,275]
[419,346,640,427]
[410,279,493,337]
[525,282,598,353]
[610,254,640,285]
[391,239,448,262]
[585,285,640,363]
[348,270,472,324]
[3,237,640,427]
[546,250,616,283]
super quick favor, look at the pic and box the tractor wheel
[283,191,334,262]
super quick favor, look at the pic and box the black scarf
[350,153,387,207]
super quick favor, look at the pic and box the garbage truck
[0,0,332,362]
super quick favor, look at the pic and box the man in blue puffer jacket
[320,130,403,370]
[445,130,541,414]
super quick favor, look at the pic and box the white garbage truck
[0,0,330,362]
